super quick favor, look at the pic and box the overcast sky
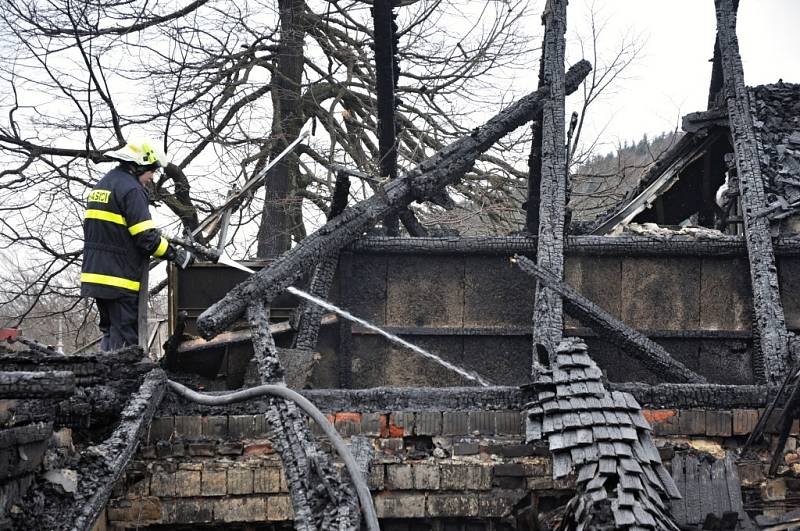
[563,0,800,151]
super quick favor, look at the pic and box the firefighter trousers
[96,296,139,351]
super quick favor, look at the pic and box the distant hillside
[569,131,682,222]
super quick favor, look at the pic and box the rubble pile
[0,346,159,529]
[751,82,800,221]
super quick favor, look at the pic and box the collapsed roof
[584,82,800,235]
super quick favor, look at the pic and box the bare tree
[0,0,542,327]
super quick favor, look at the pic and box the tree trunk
[257,0,307,258]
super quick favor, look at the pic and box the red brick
[334,412,361,436]
[244,443,275,457]
[387,413,413,437]
[642,409,677,424]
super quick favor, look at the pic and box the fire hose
[166,379,380,531]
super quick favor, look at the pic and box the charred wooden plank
[532,0,569,363]
[514,255,706,383]
[0,371,74,398]
[196,60,592,339]
[176,315,337,354]
[610,382,767,410]
[716,0,791,386]
[70,368,166,531]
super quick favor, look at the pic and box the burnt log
[248,301,359,529]
[716,0,792,386]
[0,371,74,398]
[513,255,706,383]
[0,421,53,481]
[70,369,166,531]
[532,0,569,365]
[197,59,593,339]
[347,233,800,256]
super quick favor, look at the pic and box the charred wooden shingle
[525,338,681,530]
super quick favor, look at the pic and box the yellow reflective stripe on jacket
[128,219,155,236]
[153,236,169,258]
[80,272,140,291]
[85,209,126,226]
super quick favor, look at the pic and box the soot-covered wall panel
[350,334,468,388]
[386,255,465,328]
[462,336,533,386]
[699,257,752,331]
[778,257,800,330]
[621,257,701,330]
[463,255,536,328]
[586,336,754,385]
[564,255,623,328]
[343,253,389,325]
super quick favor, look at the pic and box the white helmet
[107,138,168,168]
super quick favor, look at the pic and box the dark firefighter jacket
[80,166,168,299]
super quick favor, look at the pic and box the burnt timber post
[532,0,568,368]
[525,40,547,233]
[715,0,792,385]
[372,0,400,235]
[292,171,350,353]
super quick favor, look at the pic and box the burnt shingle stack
[525,338,681,530]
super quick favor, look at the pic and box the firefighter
[81,138,193,351]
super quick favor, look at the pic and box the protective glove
[166,244,195,269]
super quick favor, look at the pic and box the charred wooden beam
[71,368,166,531]
[716,0,791,386]
[347,234,774,255]
[197,60,593,339]
[708,34,725,110]
[524,37,546,233]
[248,301,359,529]
[293,171,350,351]
[160,383,769,417]
[532,0,568,365]
[329,165,428,236]
[513,255,706,383]
[0,371,74,398]
[372,0,401,235]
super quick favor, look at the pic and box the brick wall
[107,407,795,528]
